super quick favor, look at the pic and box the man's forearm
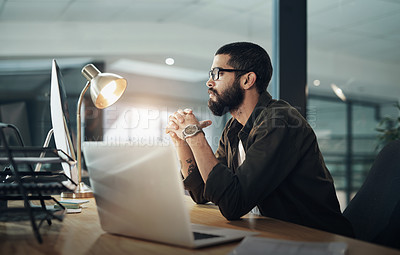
[166,108,215,181]
[173,139,197,178]
[185,132,219,182]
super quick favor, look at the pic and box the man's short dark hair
[215,42,273,94]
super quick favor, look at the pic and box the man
[166,42,354,237]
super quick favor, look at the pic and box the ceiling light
[165,58,175,66]
[331,84,346,102]
[313,80,320,86]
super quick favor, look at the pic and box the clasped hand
[166,109,212,141]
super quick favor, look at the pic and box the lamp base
[61,182,94,198]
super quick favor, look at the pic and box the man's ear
[242,72,257,90]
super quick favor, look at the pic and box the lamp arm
[76,81,91,187]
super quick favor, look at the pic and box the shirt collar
[226,91,273,138]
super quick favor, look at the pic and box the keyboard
[0,182,70,195]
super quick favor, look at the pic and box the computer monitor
[50,59,78,184]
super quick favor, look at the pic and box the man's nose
[206,77,214,88]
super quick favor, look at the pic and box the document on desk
[54,199,89,213]
[229,236,347,255]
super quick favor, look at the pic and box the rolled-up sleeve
[182,166,208,204]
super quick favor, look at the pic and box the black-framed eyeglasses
[208,67,249,81]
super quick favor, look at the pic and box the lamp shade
[81,64,127,109]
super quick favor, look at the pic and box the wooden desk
[1,196,399,255]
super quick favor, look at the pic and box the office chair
[343,139,400,249]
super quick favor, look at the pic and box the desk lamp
[65,64,127,198]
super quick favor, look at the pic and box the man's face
[207,54,245,116]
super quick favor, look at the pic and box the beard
[208,78,245,116]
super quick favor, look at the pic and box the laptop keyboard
[193,232,221,240]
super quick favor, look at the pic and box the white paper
[230,236,347,255]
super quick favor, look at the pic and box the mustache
[208,88,219,96]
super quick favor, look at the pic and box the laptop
[82,142,256,248]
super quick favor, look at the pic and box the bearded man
[166,42,354,237]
